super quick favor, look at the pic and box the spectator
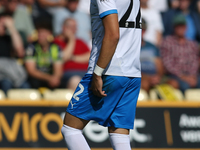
[0,0,6,7]
[169,0,180,9]
[141,18,164,92]
[53,0,91,46]
[148,0,168,12]
[160,14,200,93]
[0,0,35,45]
[54,18,90,91]
[162,0,200,42]
[0,13,29,94]
[25,20,63,89]
[31,0,53,24]
[140,0,164,46]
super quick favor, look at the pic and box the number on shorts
[73,83,84,101]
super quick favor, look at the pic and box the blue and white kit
[67,0,142,129]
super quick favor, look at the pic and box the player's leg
[108,127,131,150]
[106,77,141,150]
[61,112,90,150]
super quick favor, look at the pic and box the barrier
[0,100,200,149]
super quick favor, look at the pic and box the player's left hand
[90,74,107,97]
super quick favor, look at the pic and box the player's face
[174,24,186,38]
[38,29,52,46]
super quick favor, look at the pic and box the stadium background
[0,0,200,149]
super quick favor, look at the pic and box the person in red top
[54,18,90,91]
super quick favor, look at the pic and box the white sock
[61,124,90,150]
[109,133,131,150]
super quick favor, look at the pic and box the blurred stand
[25,20,63,89]
[53,0,91,47]
[160,14,200,93]
[0,13,30,94]
[140,0,164,46]
[54,18,90,91]
[140,18,164,92]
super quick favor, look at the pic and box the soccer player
[61,0,142,150]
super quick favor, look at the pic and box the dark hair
[0,12,12,18]
[35,18,52,32]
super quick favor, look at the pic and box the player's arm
[96,14,119,69]
[91,13,119,97]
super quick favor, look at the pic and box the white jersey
[87,0,142,77]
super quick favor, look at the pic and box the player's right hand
[90,74,107,98]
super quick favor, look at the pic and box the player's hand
[90,73,107,97]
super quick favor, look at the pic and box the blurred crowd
[0,0,200,97]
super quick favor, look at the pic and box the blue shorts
[67,74,141,129]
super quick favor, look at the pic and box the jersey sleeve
[96,0,118,19]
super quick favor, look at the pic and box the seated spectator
[31,0,53,25]
[140,0,164,46]
[0,0,6,7]
[141,18,164,92]
[0,0,35,45]
[53,0,91,46]
[160,14,200,92]
[54,18,90,91]
[25,20,62,89]
[169,0,180,9]
[162,0,200,42]
[0,13,29,94]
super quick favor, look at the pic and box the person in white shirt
[148,0,168,12]
[61,0,142,150]
[53,0,91,46]
[141,0,164,46]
